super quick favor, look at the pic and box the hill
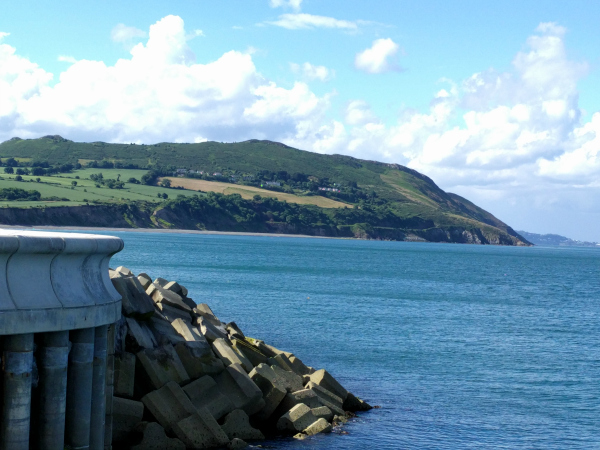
[0,136,530,245]
[518,231,599,247]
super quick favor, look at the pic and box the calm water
[105,231,599,449]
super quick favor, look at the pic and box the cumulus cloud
[58,55,77,64]
[355,38,403,74]
[269,0,302,11]
[267,13,358,30]
[290,62,333,81]
[110,23,147,45]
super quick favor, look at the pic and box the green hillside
[0,135,530,245]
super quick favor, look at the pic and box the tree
[4,167,13,174]
[15,175,22,181]
[71,181,77,187]
[128,177,140,184]
[160,178,171,188]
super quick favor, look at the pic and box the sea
[104,231,600,449]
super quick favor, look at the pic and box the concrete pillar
[31,330,70,450]
[65,327,95,450]
[1,333,34,450]
[104,324,116,450]
[90,325,108,449]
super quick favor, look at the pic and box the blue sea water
[106,231,600,449]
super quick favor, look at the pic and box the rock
[172,318,206,343]
[154,277,169,287]
[212,338,253,372]
[227,438,248,449]
[148,315,187,346]
[247,339,278,358]
[221,409,264,441]
[311,405,333,422]
[150,286,192,313]
[293,432,307,440]
[141,381,197,432]
[164,280,183,295]
[183,375,235,420]
[112,397,144,443]
[125,318,157,351]
[197,316,229,342]
[131,422,186,450]
[288,355,311,376]
[214,363,265,416]
[156,303,192,323]
[226,322,245,340]
[174,341,225,379]
[137,273,153,290]
[276,403,317,433]
[308,369,349,402]
[180,285,188,297]
[137,345,190,390]
[248,364,287,421]
[271,365,304,393]
[305,382,345,416]
[116,266,133,276]
[267,353,294,372]
[114,352,136,398]
[111,276,155,319]
[302,375,310,386]
[232,339,268,367]
[181,295,197,310]
[279,389,321,412]
[193,303,221,326]
[304,417,332,436]
[172,408,230,449]
[343,392,373,412]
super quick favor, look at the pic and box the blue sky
[2,1,600,240]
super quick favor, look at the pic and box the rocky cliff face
[109,266,372,448]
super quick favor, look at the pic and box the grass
[164,177,350,208]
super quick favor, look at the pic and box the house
[264,181,281,187]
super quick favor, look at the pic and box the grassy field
[164,177,350,208]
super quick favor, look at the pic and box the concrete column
[104,324,116,450]
[31,330,70,450]
[1,333,34,450]
[65,327,95,450]
[90,325,108,449]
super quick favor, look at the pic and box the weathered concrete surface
[148,315,186,346]
[183,375,235,420]
[228,438,249,449]
[110,273,155,319]
[172,318,205,342]
[174,342,224,379]
[193,303,222,326]
[137,345,190,390]
[288,355,311,376]
[125,317,157,351]
[232,339,268,367]
[276,403,317,433]
[271,365,304,393]
[172,408,230,449]
[141,381,197,432]
[198,317,229,342]
[304,417,332,436]
[215,364,265,416]
[150,286,192,313]
[311,405,333,422]
[248,364,287,421]
[343,392,373,412]
[114,352,136,398]
[131,422,186,450]
[157,303,193,324]
[212,338,253,372]
[221,409,264,441]
[308,369,349,402]
[112,397,144,443]
[305,381,345,416]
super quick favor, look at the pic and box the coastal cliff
[109,266,372,448]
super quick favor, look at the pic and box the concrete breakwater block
[108,266,373,449]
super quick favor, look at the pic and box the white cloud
[344,100,377,126]
[58,55,77,64]
[267,14,358,30]
[290,62,333,81]
[355,38,402,74]
[110,23,147,49]
[269,0,302,11]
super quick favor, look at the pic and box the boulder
[343,392,373,412]
[116,266,133,276]
[267,354,294,372]
[111,276,155,319]
[276,403,317,433]
[228,438,248,449]
[304,417,332,436]
[172,408,230,449]
[305,382,345,416]
[137,345,190,390]
[214,364,265,416]
[221,409,264,441]
[164,280,183,295]
[226,322,245,340]
[232,339,268,367]
[308,369,349,402]
[150,286,192,313]
[271,365,304,393]
[125,318,157,351]
[288,355,311,376]
[137,273,152,290]
[247,339,278,358]
[180,285,188,297]
[197,316,228,342]
[114,352,136,398]
[193,303,221,326]
[148,315,186,346]
[131,422,186,450]
[311,405,333,422]
[153,277,169,287]
[172,318,206,343]
[141,381,197,432]
[112,397,144,443]
[156,303,192,324]
[183,375,235,420]
[248,364,287,421]
[212,338,253,372]
[279,389,320,412]
[181,295,197,310]
[174,342,224,379]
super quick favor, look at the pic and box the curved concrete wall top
[0,230,124,334]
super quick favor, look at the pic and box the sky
[1,0,600,241]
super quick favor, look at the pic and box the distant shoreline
[0,224,336,239]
